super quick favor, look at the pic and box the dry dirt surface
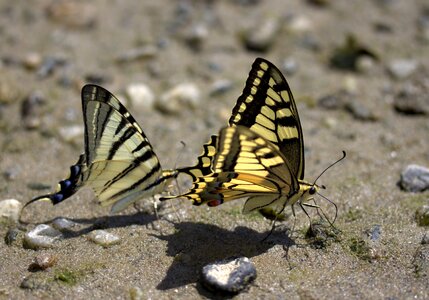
[1,0,429,299]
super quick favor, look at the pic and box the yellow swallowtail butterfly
[24,84,178,214]
[162,58,343,217]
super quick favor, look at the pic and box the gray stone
[345,101,378,121]
[0,199,22,224]
[282,58,299,76]
[156,83,200,114]
[243,17,281,52]
[387,59,419,79]
[126,83,155,110]
[399,164,429,192]
[421,233,429,245]
[24,224,62,250]
[413,245,429,277]
[209,80,233,96]
[201,257,256,293]
[87,230,121,247]
[52,217,77,231]
[394,85,429,115]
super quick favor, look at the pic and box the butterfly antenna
[313,151,346,187]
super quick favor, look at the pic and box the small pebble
[0,79,19,104]
[58,125,84,143]
[31,253,57,270]
[366,224,382,241]
[399,164,429,192]
[2,168,20,181]
[22,52,42,70]
[329,35,377,71]
[184,24,208,51]
[393,86,429,115]
[36,57,67,79]
[21,91,45,130]
[356,56,376,73]
[416,206,429,226]
[129,286,144,300]
[46,1,96,29]
[84,73,110,85]
[0,199,22,224]
[115,46,157,63]
[413,245,429,277]
[345,101,378,121]
[24,224,62,250]
[209,80,233,96]
[307,0,330,6]
[156,83,200,114]
[5,228,23,246]
[387,59,418,80]
[125,83,155,110]
[422,233,429,245]
[201,257,256,294]
[317,90,351,110]
[287,15,313,33]
[282,58,299,76]
[243,17,281,52]
[52,217,77,231]
[20,273,47,290]
[87,230,121,247]
[232,0,261,5]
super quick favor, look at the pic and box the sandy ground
[1,0,429,299]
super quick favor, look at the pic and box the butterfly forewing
[229,58,305,180]
[176,58,305,186]
[81,85,165,210]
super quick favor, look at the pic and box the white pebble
[59,125,84,142]
[88,230,120,247]
[52,217,77,231]
[24,224,62,250]
[157,83,200,114]
[387,59,419,79]
[125,83,155,110]
[0,199,22,224]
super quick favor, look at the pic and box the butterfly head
[300,182,325,204]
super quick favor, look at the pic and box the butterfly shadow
[153,221,294,293]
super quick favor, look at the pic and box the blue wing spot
[52,193,64,204]
[70,165,81,177]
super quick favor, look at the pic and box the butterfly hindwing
[171,126,296,211]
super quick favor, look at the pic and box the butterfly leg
[261,203,287,242]
[299,201,313,230]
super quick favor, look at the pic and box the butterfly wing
[175,135,218,181]
[176,57,304,186]
[26,84,175,214]
[229,57,305,180]
[163,126,297,212]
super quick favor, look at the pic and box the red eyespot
[207,199,222,207]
